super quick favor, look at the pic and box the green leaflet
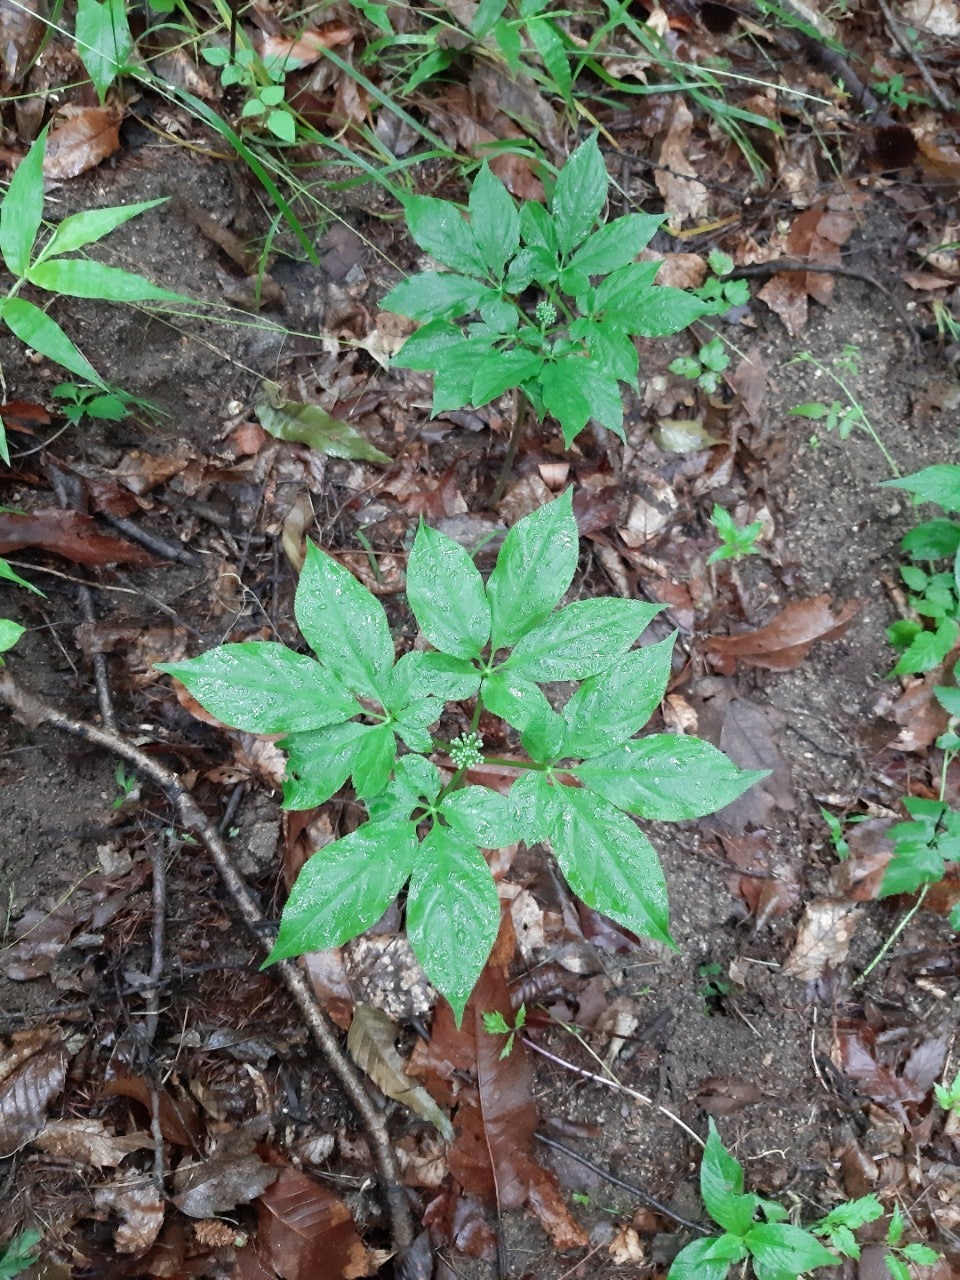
[156,643,359,735]
[486,488,578,649]
[559,635,675,759]
[502,599,661,681]
[267,821,419,961]
[406,521,490,658]
[406,824,501,1026]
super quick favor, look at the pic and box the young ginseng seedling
[383,134,720,449]
[158,492,765,1021]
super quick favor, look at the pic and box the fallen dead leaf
[782,900,861,981]
[103,1075,203,1148]
[608,1225,645,1264]
[44,104,123,180]
[93,1178,164,1254]
[172,1131,278,1217]
[260,23,355,67]
[347,1004,453,1140]
[706,595,860,671]
[696,1076,764,1116]
[254,1162,373,1279]
[0,509,159,566]
[655,99,709,229]
[32,1118,153,1168]
[0,0,45,91]
[0,1035,70,1156]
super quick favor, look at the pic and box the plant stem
[853,886,928,987]
[490,390,530,508]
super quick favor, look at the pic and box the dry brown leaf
[347,1005,453,1140]
[93,1178,164,1254]
[112,444,194,495]
[655,99,709,229]
[44,104,123,179]
[172,1132,277,1217]
[260,23,355,66]
[706,595,860,671]
[0,1037,69,1156]
[102,1075,203,1147]
[608,1225,645,1264]
[782,900,861,980]
[0,0,46,91]
[32,1118,153,1168]
[696,1076,764,1116]
[255,1162,373,1279]
[0,509,159,566]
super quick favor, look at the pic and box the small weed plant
[159,491,764,1020]
[670,335,731,395]
[707,504,764,565]
[384,134,724,449]
[482,1002,527,1058]
[667,1121,939,1279]
[0,129,187,462]
[881,464,960,675]
[789,345,899,477]
[201,41,298,143]
[0,1231,41,1280]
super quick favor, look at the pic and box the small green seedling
[158,491,765,1021]
[880,465,960,675]
[706,504,763,565]
[668,1123,940,1279]
[694,251,750,313]
[52,381,162,426]
[482,1002,527,1058]
[0,1230,41,1280]
[112,763,139,809]
[883,1207,940,1280]
[871,72,928,111]
[384,133,719,450]
[670,336,731,395]
[879,796,960,906]
[202,43,298,143]
[934,1067,960,1116]
[0,129,187,463]
[789,346,899,477]
[697,961,731,1013]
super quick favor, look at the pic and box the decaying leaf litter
[0,0,958,1275]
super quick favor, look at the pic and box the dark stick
[0,672,414,1251]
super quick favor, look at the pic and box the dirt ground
[1,122,959,1280]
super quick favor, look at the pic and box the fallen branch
[0,670,413,1252]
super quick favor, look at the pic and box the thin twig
[49,473,116,730]
[522,1035,704,1147]
[875,0,954,113]
[102,514,201,567]
[534,1133,708,1234]
[490,391,530,509]
[0,671,413,1250]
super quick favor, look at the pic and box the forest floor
[0,1,958,1278]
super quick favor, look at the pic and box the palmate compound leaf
[295,541,395,698]
[406,824,501,1025]
[576,735,768,821]
[406,520,491,659]
[485,488,579,650]
[156,644,359,734]
[545,782,674,949]
[266,821,419,963]
[500,598,662,681]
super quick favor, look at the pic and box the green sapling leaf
[540,356,624,445]
[576,735,768,820]
[472,349,544,406]
[485,489,579,649]
[501,598,662,681]
[666,1237,741,1280]
[75,0,135,100]
[0,297,105,386]
[402,193,488,277]
[440,787,523,848]
[481,670,555,736]
[26,259,188,303]
[267,821,419,962]
[699,1119,759,1237]
[881,464,960,514]
[157,644,360,734]
[351,722,397,800]
[406,825,501,1024]
[38,199,168,260]
[558,634,675,760]
[546,783,675,948]
[295,541,395,698]
[385,650,481,704]
[743,1223,839,1279]
[565,212,662,279]
[281,722,372,810]
[550,133,608,255]
[381,273,488,321]
[0,130,46,277]
[407,521,491,659]
[0,619,25,658]
[468,163,520,278]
